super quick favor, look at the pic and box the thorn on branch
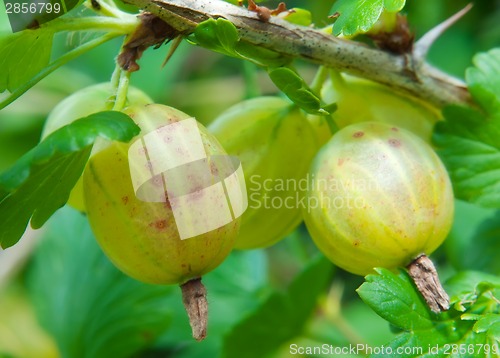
[413,3,473,65]
[117,12,183,72]
[161,36,183,68]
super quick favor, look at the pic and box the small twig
[407,254,449,313]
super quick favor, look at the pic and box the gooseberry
[303,122,454,276]
[209,97,319,249]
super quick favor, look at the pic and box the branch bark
[123,0,472,108]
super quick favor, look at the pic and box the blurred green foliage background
[0,1,499,357]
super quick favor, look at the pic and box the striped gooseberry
[303,121,454,276]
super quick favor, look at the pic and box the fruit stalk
[180,278,208,341]
[407,254,450,313]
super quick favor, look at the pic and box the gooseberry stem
[42,16,137,34]
[112,70,131,111]
[328,69,347,90]
[407,254,450,313]
[180,277,208,341]
[310,66,329,95]
[110,65,121,93]
[109,36,133,112]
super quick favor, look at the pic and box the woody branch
[122,0,472,108]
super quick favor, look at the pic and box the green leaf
[0,33,118,110]
[473,314,500,340]
[466,48,500,114]
[0,111,140,249]
[446,271,500,313]
[0,29,54,92]
[27,207,176,358]
[445,200,496,271]
[358,269,500,358]
[268,67,324,114]
[433,106,500,208]
[448,203,500,275]
[446,271,500,296]
[193,18,289,68]
[433,49,500,208]
[357,268,435,331]
[330,0,406,36]
[0,149,90,249]
[194,18,240,57]
[384,0,406,12]
[235,42,289,67]
[332,0,383,37]
[222,255,333,358]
